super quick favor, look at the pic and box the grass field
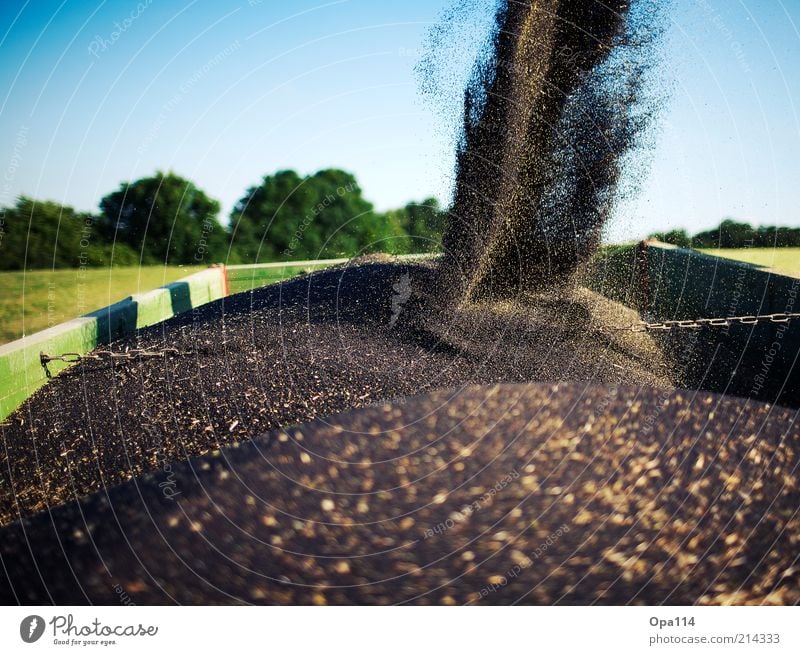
[0,263,338,346]
[0,266,212,345]
[699,248,800,277]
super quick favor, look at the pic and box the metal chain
[614,312,800,334]
[37,312,800,377]
[40,348,193,378]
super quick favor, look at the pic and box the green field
[0,263,339,346]
[0,266,212,345]
[699,248,800,277]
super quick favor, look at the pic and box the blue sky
[1,0,798,243]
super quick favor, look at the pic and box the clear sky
[1,0,798,243]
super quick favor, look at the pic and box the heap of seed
[0,260,670,526]
[2,383,797,605]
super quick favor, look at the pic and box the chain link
[615,312,800,334]
[40,348,193,378]
[37,312,800,377]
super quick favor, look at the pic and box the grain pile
[0,259,670,526]
[2,383,797,605]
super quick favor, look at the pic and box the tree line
[650,219,800,249]
[0,169,445,270]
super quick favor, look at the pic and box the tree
[647,228,691,248]
[229,169,398,262]
[0,197,138,270]
[98,171,225,264]
[692,218,756,249]
[650,219,800,249]
[382,197,445,254]
[756,225,800,248]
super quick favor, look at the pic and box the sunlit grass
[0,263,337,346]
[0,266,209,345]
[698,248,800,277]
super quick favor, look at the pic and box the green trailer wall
[587,242,800,406]
[0,266,227,420]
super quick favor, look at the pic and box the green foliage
[98,171,225,265]
[230,169,404,262]
[692,219,755,249]
[381,198,445,254]
[0,197,138,270]
[0,169,448,271]
[651,219,800,249]
[9,173,800,276]
[648,228,691,248]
